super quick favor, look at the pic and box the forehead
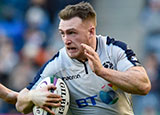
[59,17,84,31]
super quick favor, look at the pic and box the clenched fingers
[42,106,55,115]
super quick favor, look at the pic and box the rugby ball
[33,75,70,115]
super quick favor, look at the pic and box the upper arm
[127,65,145,72]
[106,36,141,72]
[126,66,149,80]
[110,40,141,72]
[127,66,151,94]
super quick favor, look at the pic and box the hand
[81,43,103,76]
[29,84,62,115]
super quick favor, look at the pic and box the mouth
[67,47,78,53]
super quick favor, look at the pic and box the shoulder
[45,47,66,68]
[49,47,66,63]
[97,35,128,49]
[97,35,129,54]
[43,47,73,73]
[106,36,128,50]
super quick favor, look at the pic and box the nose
[65,40,72,45]
[63,35,72,45]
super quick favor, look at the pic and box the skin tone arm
[16,84,62,115]
[81,43,151,95]
[0,83,18,104]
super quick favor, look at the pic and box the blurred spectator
[133,52,160,115]
[141,0,160,103]
[25,0,50,32]
[141,0,160,63]
[0,3,26,52]
[0,33,19,85]
[144,53,160,93]
[133,0,160,114]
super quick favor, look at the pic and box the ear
[88,26,95,38]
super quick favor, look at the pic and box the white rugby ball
[33,75,70,115]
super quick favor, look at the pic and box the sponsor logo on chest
[62,74,81,81]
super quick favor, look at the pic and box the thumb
[46,84,57,91]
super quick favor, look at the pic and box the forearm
[97,66,151,95]
[5,90,18,104]
[0,84,18,104]
[16,88,34,114]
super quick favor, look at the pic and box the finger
[44,102,61,107]
[47,84,57,90]
[42,106,55,115]
[82,44,100,61]
[47,93,61,98]
[84,49,95,61]
[81,43,95,60]
[46,97,62,103]
[81,43,95,55]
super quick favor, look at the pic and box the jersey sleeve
[107,37,141,72]
[26,52,61,90]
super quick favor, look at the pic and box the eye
[68,31,76,35]
[59,31,65,37]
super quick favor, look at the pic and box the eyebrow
[59,28,76,32]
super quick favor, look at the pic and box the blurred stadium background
[0,0,160,114]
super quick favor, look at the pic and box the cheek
[72,34,89,46]
[72,37,82,44]
[80,38,89,45]
[77,36,88,43]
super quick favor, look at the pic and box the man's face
[59,17,90,60]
